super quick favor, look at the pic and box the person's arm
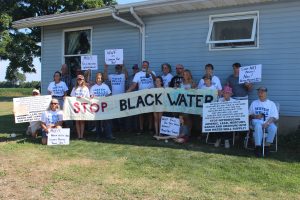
[103,64,109,81]
[41,122,49,132]
[147,69,156,80]
[122,65,129,80]
[244,82,253,91]
[127,82,138,92]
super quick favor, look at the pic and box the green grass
[0,89,300,199]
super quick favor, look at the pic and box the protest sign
[202,100,249,133]
[239,64,262,83]
[105,49,123,65]
[160,116,180,136]
[81,55,98,70]
[13,95,52,123]
[47,128,70,146]
[63,88,218,120]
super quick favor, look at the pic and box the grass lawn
[0,88,299,199]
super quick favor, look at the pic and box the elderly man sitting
[249,87,279,157]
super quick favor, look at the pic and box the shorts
[42,130,48,138]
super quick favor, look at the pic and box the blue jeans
[252,119,277,146]
[96,120,113,138]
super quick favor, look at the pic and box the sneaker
[91,127,96,132]
[254,146,262,158]
[224,140,230,149]
[214,139,221,147]
[136,130,144,135]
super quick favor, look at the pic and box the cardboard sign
[202,100,249,133]
[239,64,262,83]
[160,116,180,136]
[13,95,52,123]
[47,128,70,146]
[81,55,98,70]
[105,49,123,65]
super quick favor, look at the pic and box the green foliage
[0,81,40,88]
[0,0,116,82]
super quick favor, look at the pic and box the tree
[0,0,117,82]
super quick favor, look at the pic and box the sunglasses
[77,78,84,81]
[51,102,58,105]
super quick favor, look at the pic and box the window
[206,11,259,50]
[63,27,92,78]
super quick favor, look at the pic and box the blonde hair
[75,77,87,89]
[47,98,60,111]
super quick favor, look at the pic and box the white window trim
[206,11,259,51]
[62,26,93,64]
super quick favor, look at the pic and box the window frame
[206,11,259,51]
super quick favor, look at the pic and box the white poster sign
[202,100,249,133]
[160,116,180,136]
[105,49,123,65]
[239,64,262,83]
[13,95,52,123]
[81,55,98,70]
[47,128,70,146]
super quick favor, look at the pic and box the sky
[0,0,145,82]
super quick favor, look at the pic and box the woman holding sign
[48,71,68,108]
[41,99,63,145]
[71,74,90,139]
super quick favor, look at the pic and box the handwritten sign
[105,49,123,65]
[160,116,180,136]
[202,100,249,133]
[239,64,262,83]
[13,95,52,123]
[81,55,98,70]
[47,128,70,146]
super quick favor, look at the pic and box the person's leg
[75,120,81,139]
[158,112,163,136]
[148,113,153,131]
[153,112,158,136]
[41,130,47,145]
[266,123,277,145]
[80,121,85,138]
[95,120,102,139]
[103,120,114,139]
[252,119,264,146]
[139,114,144,132]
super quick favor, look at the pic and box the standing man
[226,63,253,100]
[169,64,184,88]
[127,61,156,134]
[249,87,279,157]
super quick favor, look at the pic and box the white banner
[81,55,98,70]
[202,100,249,133]
[239,64,262,83]
[63,88,217,120]
[13,95,52,123]
[160,116,180,136]
[105,49,123,65]
[47,128,70,146]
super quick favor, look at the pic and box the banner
[81,55,98,70]
[160,116,180,136]
[239,64,262,83]
[63,88,217,120]
[13,95,52,123]
[47,128,70,146]
[105,49,123,65]
[202,100,249,133]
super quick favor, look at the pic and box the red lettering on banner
[101,102,107,112]
[82,102,88,112]
[72,101,108,113]
[90,103,100,113]
[74,102,80,113]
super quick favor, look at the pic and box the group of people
[28,61,278,157]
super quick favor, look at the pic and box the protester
[169,64,184,88]
[174,115,191,144]
[47,71,68,108]
[214,86,236,148]
[126,64,139,91]
[153,76,164,136]
[249,87,279,157]
[70,74,90,139]
[40,98,63,145]
[90,72,115,140]
[199,74,218,90]
[71,67,83,87]
[61,64,72,94]
[198,64,222,96]
[127,61,156,134]
[161,63,173,87]
[180,69,197,89]
[226,63,253,100]
[26,89,41,138]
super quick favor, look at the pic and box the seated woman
[26,89,41,138]
[174,115,191,144]
[40,98,63,145]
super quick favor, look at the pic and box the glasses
[51,102,58,105]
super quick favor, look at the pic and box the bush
[0,81,40,89]
[279,129,300,151]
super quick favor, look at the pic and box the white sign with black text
[160,116,180,136]
[202,100,249,133]
[105,49,123,65]
[239,64,262,83]
[81,55,98,70]
[47,128,70,146]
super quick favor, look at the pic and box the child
[174,115,191,143]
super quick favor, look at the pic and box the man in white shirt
[249,87,279,157]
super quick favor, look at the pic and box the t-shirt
[71,86,90,98]
[169,75,183,88]
[180,83,193,90]
[133,71,156,90]
[249,99,279,122]
[161,73,173,87]
[198,75,222,90]
[227,74,249,98]
[218,97,235,102]
[48,81,68,97]
[90,83,111,97]
[180,125,190,136]
[108,73,126,95]
[200,84,218,90]
[41,110,63,126]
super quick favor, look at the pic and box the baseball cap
[32,89,40,94]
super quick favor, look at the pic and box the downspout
[111,7,145,61]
